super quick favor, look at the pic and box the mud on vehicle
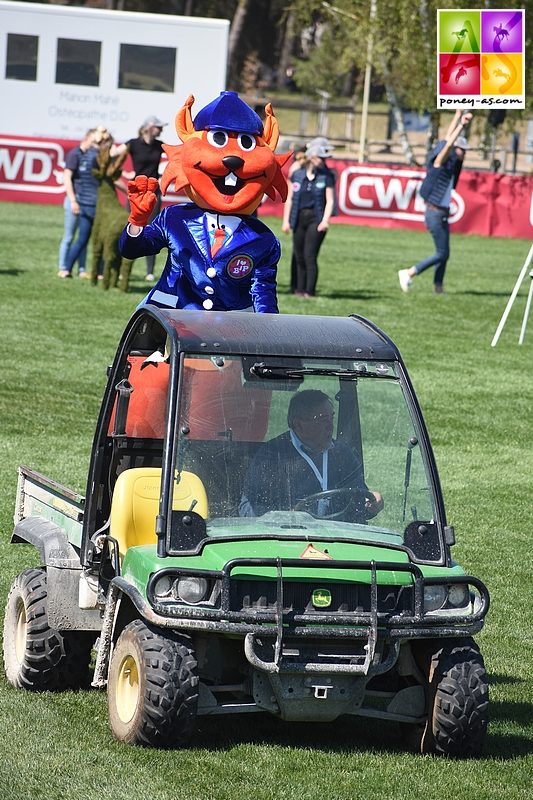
[3,309,490,755]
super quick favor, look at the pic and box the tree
[228,0,251,87]
[289,0,529,109]
[286,0,530,158]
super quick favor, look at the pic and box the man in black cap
[240,390,383,519]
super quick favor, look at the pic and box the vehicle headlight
[424,584,447,612]
[174,576,209,605]
[153,574,173,599]
[447,583,470,608]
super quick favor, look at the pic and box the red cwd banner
[1,136,531,239]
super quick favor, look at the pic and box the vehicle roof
[137,308,399,360]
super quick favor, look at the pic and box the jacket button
[202,298,214,310]
[205,285,214,295]
[206,267,217,278]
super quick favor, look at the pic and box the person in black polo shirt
[114,115,167,281]
[282,137,336,298]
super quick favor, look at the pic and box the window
[173,354,439,559]
[119,43,176,92]
[357,377,435,530]
[6,34,38,81]
[56,38,101,86]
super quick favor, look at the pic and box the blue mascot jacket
[119,203,280,313]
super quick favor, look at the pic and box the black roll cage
[81,308,448,568]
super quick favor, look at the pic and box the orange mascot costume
[119,91,290,312]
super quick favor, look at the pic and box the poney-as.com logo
[437,8,525,109]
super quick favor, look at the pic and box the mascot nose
[222,155,245,172]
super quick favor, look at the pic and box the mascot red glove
[127,176,159,226]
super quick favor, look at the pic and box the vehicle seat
[110,467,208,559]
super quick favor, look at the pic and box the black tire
[421,638,489,757]
[2,568,94,691]
[107,619,198,748]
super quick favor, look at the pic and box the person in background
[58,128,101,279]
[113,116,167,282]
[398,109,473,294]
[282,137,336,299]
[287,147,306,294]
[288,148,306,177]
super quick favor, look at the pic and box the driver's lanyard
[290,431,329,490]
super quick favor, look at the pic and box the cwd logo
[338,165,465,224]
[0,138,66,194]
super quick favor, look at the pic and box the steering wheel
[293,488,375,521]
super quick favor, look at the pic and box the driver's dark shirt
[239,431,367,517]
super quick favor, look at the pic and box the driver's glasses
[302,411,334,424]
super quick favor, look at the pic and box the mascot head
[161,91,291,215]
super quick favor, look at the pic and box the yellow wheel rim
[14,600,27,665]
[115,654,140,723]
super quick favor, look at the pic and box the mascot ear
[262,103,280,152]
[160,144,189,194]
[175,94,196,142]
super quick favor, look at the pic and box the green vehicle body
[123,543,469,592]
[3,309,490,755]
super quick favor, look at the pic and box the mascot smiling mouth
[213,172,244,195]
[160,92,290,215]
[194,165,268,197]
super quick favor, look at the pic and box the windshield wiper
[250,364,396,380]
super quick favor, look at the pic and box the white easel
[491,243,533,347]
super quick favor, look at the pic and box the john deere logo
[312,588,332,608]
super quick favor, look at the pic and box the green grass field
[0,201,531,799]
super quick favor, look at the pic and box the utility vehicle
[2,309,490,755]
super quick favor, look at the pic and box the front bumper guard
[93,559,489,686]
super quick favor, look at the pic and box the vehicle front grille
[230,579,413,617]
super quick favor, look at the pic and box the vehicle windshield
[173,354,441,560]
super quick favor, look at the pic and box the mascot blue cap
[193,91,263,136]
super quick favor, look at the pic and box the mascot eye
[237,133,256,152]
[207,130,229,148]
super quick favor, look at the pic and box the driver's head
[288,390,335,452]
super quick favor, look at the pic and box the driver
[239,389,383,519]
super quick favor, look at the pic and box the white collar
[289,429,332,455]
[204,211,242,237]
[289,429,331,491]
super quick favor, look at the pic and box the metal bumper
[92,559,489,686]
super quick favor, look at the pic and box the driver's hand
[365,491,384,519]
